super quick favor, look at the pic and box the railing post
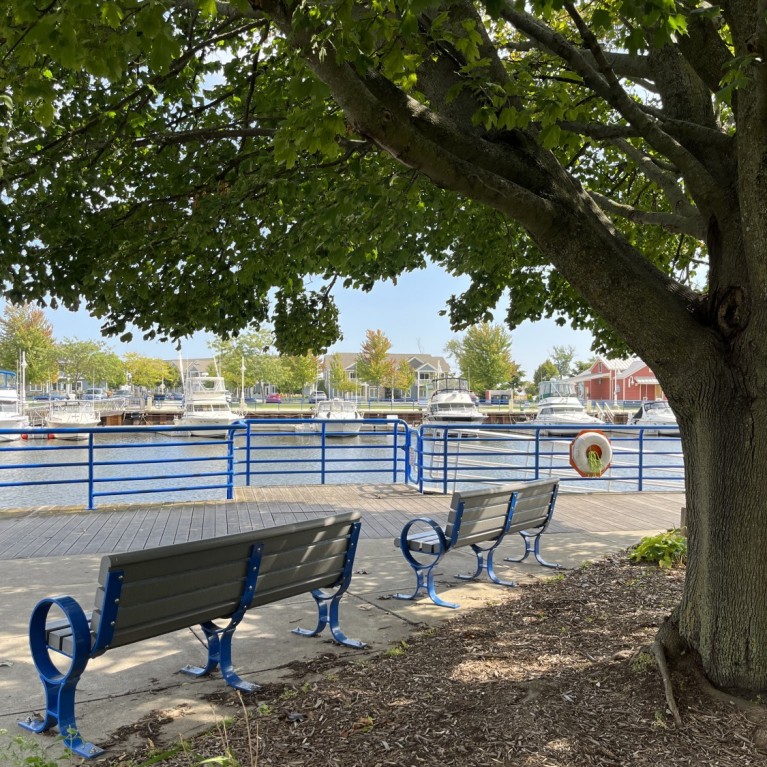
[226,427,235,500]
[534,428,541,480]
[638,429,644,492]
[441,427,449,495]
[246,422,252,486]
[392,420,399,483]
[87,433,95,510]
[320,424,327,484]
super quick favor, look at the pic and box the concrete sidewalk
[0,524,665,759]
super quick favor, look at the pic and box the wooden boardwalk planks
[0,485,684,561]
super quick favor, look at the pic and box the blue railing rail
[0,419,412,510]
[239,417,411,487]
[411,423,683,494]
[0,420,682,510]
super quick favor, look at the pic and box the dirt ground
[103,554,766,767]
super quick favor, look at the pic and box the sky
[25,263,595,379]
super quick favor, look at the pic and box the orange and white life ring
[569,430,612,477]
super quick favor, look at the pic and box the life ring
[569,430,612,477]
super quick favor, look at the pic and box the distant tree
[550,345,576,379]
[328,353,355,398]
[284,354,320,395]
[92,350,125,389]
[123,353,176,391]
[573,358,595,375]
[393,359,416,399]
[0,303,58,385]
[356,330,395,392]
[56,338,115,390]
[445,323,519,394]
[209,329,276,392]
[533,360,559,387]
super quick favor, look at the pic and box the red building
[570,357,666,403]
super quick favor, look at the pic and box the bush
[629,530,687,569]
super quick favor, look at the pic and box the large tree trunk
[675,377,767,693]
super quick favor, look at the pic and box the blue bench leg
[293,591,367,648]
[503,531,560,569]
[455,544,517,587]
[181,621,258,693]
[19,596,103,759]
[394,563,460,609]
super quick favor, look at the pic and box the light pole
[240,357,246,413]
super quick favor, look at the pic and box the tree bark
[675,371,767,693]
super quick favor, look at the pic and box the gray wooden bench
[19,512,364,758]
[393,479,559,608]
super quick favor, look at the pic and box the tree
[549,345,576,379]
[123,353,176,391]
[573,358,595,375]
[533,361,559,388]
[56,339,113,392]
[209,329,276,393]
[328,353,356,398]
[284,354,321,395]
[445,323,519,394]
[356,331,395,393]
[3,1,767,692]
[393,360,416,399]
[0,303,58,385]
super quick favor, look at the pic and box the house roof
[324,352,452,373]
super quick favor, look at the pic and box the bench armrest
[29,595,93,682]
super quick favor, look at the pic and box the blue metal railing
[0,420,683,510]
[412,423,684,494]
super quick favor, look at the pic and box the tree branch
[496,1,726,215]
[589,192,705,239]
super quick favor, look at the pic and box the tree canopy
[444,322,520,393]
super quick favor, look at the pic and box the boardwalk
[0,484,684,560]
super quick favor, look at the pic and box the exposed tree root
[651,639,683,727]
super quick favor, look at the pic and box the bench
[19,511,364,759]
[393,478,559,608]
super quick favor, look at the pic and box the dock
[0,484,683,560]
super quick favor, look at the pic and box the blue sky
[27,263,595,378]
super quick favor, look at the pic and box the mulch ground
[103,554,765,767]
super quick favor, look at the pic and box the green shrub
[629,530,687,568]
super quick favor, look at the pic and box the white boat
[530,380,603,435]
[296,399,363,436]
[627,400,679,436]
[46,400,100,440]
[422,377,486,425]
[0,369,29,441]
[174,375,240,437]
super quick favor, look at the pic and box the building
[322,353,452,400]
[570,357,666,403]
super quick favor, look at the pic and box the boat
[530,380,603,436]
[296,398,363,436]
[174,374,240,437]
[627,400,679,436]
[46,399,100,440]
[0,369,29,441]
[422,377,486,425]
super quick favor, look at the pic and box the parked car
[82,388,106,400]
[308,391,327,404]
[266,393,282,404]
[32,392,68,401]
